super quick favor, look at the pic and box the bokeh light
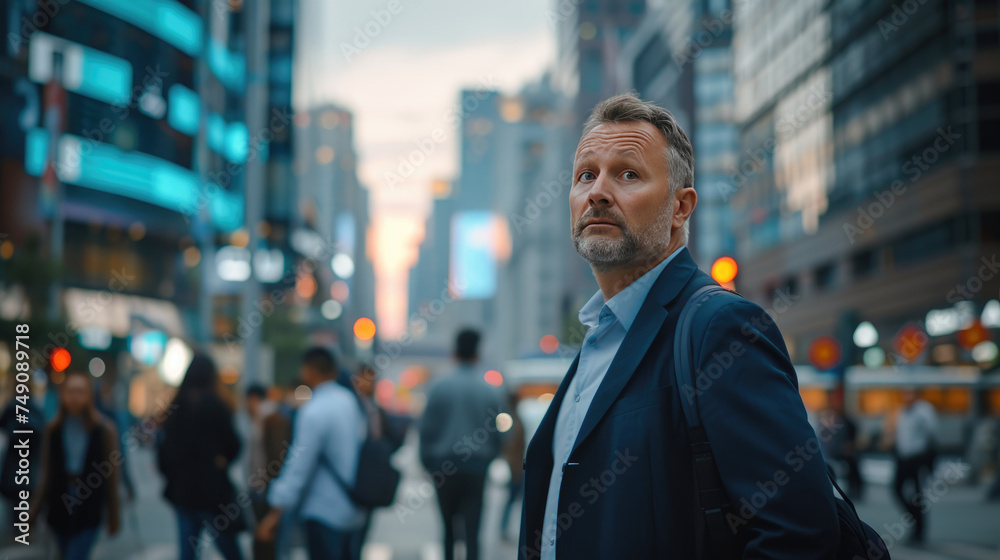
[540,335,559,354]
[354,317,376,340]
[50,348,71,372]
[711,256,738,284]
[376,379,395,403]
[331,280,350,302]
[89,357,106,377]
[496,412,513,432]
[484,369,503,387]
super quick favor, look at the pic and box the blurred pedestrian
[499,392,525,542]
[157,353,245,560]
[820,386,864,501]
[30,370,121,560]
[244,383,280,560]
[419,328,505,560]
[892,388,939,544]
[257,347,367,560]
[259,390,297,560]
[346,362,381,559]
[94,378,137,501]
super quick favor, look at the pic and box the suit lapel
[526,352,581,464]
[570,249,700,454]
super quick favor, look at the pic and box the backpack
[323,405,401,509]
[672,284,890,560]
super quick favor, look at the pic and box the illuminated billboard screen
[450,211,499,300]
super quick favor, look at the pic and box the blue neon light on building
[167,84,200,136]
[24,129,245,230]
[76,0,244,89]
[79,49,132,106]
[76,0,201,56]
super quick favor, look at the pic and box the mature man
[518,94,839,559]
[258,347,367,560]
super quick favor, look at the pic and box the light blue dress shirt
[267,380,368,531]
[540,247,683,560]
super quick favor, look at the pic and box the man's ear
[672,187,697,229]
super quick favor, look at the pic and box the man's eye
[623,171,639,180]
[578,171,596,181]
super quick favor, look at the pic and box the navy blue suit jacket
[518,248,839,559]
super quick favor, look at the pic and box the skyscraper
[730,0,1000,365]
[553,0,647,128]
[293,104,375,356]
[618,0,739,266]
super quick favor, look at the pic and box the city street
[1,432,520,560]
[3,437,998,560]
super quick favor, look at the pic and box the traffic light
[50,347,71,372]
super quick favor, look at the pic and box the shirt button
[575,395,581,402]
[588,338,596,346]
[550,539,555,545]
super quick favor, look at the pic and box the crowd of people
[4,325,999,558]
[3,327,519,560]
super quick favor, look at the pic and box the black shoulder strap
[674,286,866,557]
[320,448,354,497]
[672,285,740,559]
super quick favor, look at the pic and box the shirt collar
[313,380,337,393]
[578,246,685,332]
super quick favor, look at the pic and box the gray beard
[573,212,673,272]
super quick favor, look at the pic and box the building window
[814,262,836,291]
[852,249,877,278]
[781,276,799,297]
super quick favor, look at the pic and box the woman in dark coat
[31,370,121,560]
[158,353,244,560]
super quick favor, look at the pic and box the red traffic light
[808,336,841,371]
[50,347,71,372]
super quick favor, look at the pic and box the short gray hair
[582,93,695,194]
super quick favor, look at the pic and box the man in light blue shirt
[257,347,367,560]
[519,93,838,559]
[539,246,683,559]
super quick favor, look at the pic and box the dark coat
[518,248,839,559]
[158,392,241,513]
[37,416,120,536]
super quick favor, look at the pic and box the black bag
[672,284,890,560]
[326,433,401,509]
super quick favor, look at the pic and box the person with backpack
[517,94,849,559]
[256,347,368,560]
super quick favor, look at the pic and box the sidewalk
[3,448,997,560]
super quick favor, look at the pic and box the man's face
[570,121,679,271]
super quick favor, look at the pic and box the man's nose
[587,174,613,207]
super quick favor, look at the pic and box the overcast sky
[295,0,558,336]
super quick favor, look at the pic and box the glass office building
[730,0,1000,366]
